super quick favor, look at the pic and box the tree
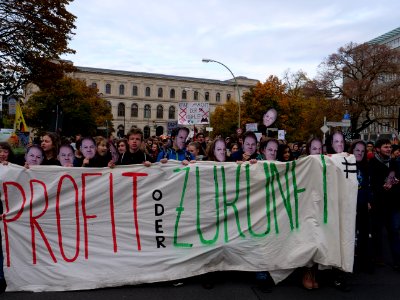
[0,0,76,97]
[241,75,285,126]
[24,77,113,136]
[210,100,239,138]
[317,42,400,136]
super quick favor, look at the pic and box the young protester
[157,127,194,164]
[277,143,293,162]
[117,128,152,166]
[327,131,346,154]
[349,140,374,273]
[195,132,207,156]
[260,138,279,161]
[188,141,205,161]
[109,141,119,164]
[40,132,61,165]
[58,144,75,167]
[116,138,129,165]
[369,139,400,271]
[207,138,227,162]
[306,137,323,155]
[24,145,45,167]
[230,131,260,162]
[82,136,113,168]
[252,138,279,292]
[0,142,16,165]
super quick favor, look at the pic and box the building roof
[76,66,259,87]
[368,27,400,45]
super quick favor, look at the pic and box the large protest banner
[0,155,357,292]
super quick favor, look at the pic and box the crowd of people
[0,126,399,293]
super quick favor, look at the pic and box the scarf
[374,152,391,167]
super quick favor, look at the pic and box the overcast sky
[61,0,400,82]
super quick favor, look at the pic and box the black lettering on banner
[153,189,166,248]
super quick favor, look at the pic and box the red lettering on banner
[29,179,57,264]
[2,182,26,267]
[56,175,80,262]
[122,172,148,251]
[81,173,101,259]
[109,173,117,252]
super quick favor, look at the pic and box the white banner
[0,155,357,292]
[178,102,209,125]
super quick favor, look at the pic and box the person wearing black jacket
[369,138,400,270]
[117,128,152,166]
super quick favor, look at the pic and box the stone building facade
[71,66,258,138]
[361,27,400,140]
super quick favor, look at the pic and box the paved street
[0,261,399,300]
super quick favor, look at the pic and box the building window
[158,87,163,98]
[144,104,151,119]
[227,93,231,101]
[170,89,175,99]
[194,91,198,100]
[119,84,125,95]
[157,105,164,119]
[105,83,111,94]
[132,85,138,96]
[145,87,151,97]
[168,106,175,119]
[205,92,209,101]
[118,103,125,117]
[91,82,97,89]
[182,90,187,100]
[216,92,221,102]
[144,126,150,139]
[131,103,138,117]
[107,101,112,109]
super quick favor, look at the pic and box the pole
[202,59,241,129]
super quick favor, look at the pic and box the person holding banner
[24,145,45,167]
[82,136,114,168]
[40,132,61,166]
[231,131,261,162]
[306,137,323,155]
[260,138,279,161]
[116,138,129,165]
[117,128,152,166]
[157,127,194,164]
[58,144,75,167]
[206,138,227,162]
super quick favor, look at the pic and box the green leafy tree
[0,0,76,96]
[24,77,113,136]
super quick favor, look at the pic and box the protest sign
[178,102,209,125]
[0,155,357,292]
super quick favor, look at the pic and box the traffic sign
[326,121,351,127]
[320,125,329,133]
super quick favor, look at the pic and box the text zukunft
[0,155,356,268]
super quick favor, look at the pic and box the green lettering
[264,163,278,234]
[321,155,328,223]
[196,166,220,245]
[173,167,192,248]
[222,165,245,242]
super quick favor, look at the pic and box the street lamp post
[202,58,241,130]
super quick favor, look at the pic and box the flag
[14,102,29,132]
